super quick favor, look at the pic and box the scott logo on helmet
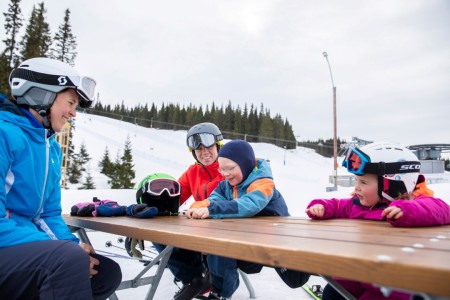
[400,164,421,171]
[58,76,67,85]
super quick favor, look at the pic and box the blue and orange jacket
[205,158,289,219]
[178,160,224,205]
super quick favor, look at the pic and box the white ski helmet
[343,142,421,201]
[9,57,96,115]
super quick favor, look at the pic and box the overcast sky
[2,0,450,146]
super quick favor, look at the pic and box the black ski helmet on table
[186,122,223,162]
[9,57,96,128]
[135,173,181,216]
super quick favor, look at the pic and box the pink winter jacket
[306,195,450,299]
[306,195,450,227]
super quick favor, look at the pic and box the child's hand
[186,207,210,219]
[306,204,325,218]
[382,206,404,220]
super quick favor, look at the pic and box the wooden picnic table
[63,215,450,299]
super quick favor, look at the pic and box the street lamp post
[323,51,338,191]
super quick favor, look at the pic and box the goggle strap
[363,161,421,175]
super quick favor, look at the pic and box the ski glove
[97,200,127,217]
[71,198,126,217]
[71,202,99,217]
[126,204,158,219]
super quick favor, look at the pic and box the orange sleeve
[247,178,275,198]
[189,199,211,209]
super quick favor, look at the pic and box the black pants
[0,240,122,300]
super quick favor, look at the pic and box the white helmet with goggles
[9,57,96,115]
[342,142,420,201]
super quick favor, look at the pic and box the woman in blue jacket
[0,57,121,299]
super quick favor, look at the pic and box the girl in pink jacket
[306,142,450,300]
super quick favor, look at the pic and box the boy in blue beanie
[186,140,310,299]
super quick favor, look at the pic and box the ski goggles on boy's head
[187,133,219,150]
[342,147,370,175]
[144,179,181,197]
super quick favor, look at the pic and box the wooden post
[56,122,71,188]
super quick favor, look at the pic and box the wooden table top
[63,215,450,297]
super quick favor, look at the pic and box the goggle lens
[147,179,181,197]
[342,147,370,175]
[76,76,96,107]
[187,133,217,150]
[80,76,96,100]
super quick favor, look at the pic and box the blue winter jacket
[0,96,79,248]
[208,158,290,218]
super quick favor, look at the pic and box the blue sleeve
[40,186,79,243]
[0,130,52,246]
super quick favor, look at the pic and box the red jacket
[178,160,224,205]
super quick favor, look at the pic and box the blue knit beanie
[218,140,256,179]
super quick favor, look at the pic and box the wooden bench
[63,215,450,299]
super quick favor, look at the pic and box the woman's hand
[79,243,99,278]
[186,207,210,219]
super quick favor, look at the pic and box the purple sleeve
[388,196,450,227]
[306,198,353,219]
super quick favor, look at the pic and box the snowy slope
[61,112,450,300]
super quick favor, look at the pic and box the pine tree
[224,101,234,132]
[67,151,82,184]
[20,2,52,60]
[258,110,274,144]
[1,0,23,95]
[117,135,135,189]
[0,54,10,96]
[79,166,95,190]
[2,0,23,68]
[109,151,122,189]
[78,142,91,173]
[99,146,114,177]
[50,8,77,65]
[67,142,90,184]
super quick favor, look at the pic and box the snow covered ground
[60,112,450,299]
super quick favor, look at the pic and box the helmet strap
[377,176,383,200]
[34,104,55,134]
[41,114,52,130]
[191,150,199,163]
[17,88,57,133]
